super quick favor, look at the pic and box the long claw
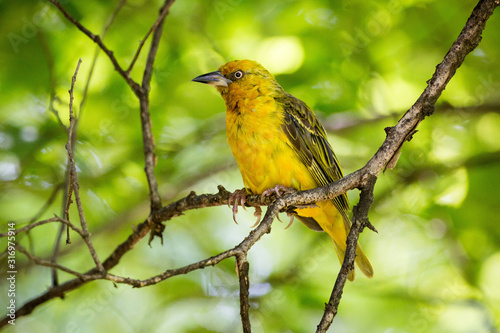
[228,188,247,225]
[250,206,262,228]
[284,213,295,229]
[232,202,239,224]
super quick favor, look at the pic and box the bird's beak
[192,70,232,87]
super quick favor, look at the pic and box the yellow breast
[225,94,317,194]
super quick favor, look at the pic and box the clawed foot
[261,185,294,199]
[261,185,296,229]
[229,185,296,228]
[228,188,264,228]
[228,188,248,224]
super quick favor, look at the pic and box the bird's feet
[261,185,295,229]
[261,184,294,199]
[228,188,264,227]
[228,188,248,224]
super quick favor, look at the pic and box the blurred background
[1,0,499,332]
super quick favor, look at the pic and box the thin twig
[63,173,74,243]
[51,0,127,288]
[102,199,280,288]
[65,59,104,272]
[0,192,282,327]
[138,0,176,214]
[126,0,175,74]
[0,216,83,238]
[79,0,127,115]
[17,245,87,279]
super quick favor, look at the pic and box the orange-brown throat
[215,60,284,115]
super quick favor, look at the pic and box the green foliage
[1,0,500,332]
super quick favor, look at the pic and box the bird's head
[192,60,282,103]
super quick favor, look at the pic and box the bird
[192,59,373,280]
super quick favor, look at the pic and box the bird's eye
[233,70,244,80]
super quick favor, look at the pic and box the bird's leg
[228,188,248,224]
[261,184,295,198]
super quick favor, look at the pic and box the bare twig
[79,0,128,114]
[0,216,83,238]
[0,188,282,328]
[316,0,499,329]
[103,203,278,288]
[126,0,175,74]
[51,0,127,288]
[65,59,104,272]
[139,0,176,214]
[17,245,87,279]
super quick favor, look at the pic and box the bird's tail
[332,239,373,281]
[298,201,374,281]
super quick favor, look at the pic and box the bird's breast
[225,96,315,194]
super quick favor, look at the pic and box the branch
[79,0,128,114]
[316,175,377,332]
[102,197,281,288]
[51,0,127,288]
[315,0,499,328]
[0,216,83,238]
[0,190,281,328]
[127,0,176,74]
[65,59,104,272]
[236,254,252,333]
[365,0,499,176]
[138,0,176,214]
[16,245,87,280]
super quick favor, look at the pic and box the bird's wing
[278,93,350,222]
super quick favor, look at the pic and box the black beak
[192,70,232,87]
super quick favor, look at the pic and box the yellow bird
[193,60,373,280]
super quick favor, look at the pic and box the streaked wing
[277,93,350,222]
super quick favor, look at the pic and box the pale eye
[233,70,244,79]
